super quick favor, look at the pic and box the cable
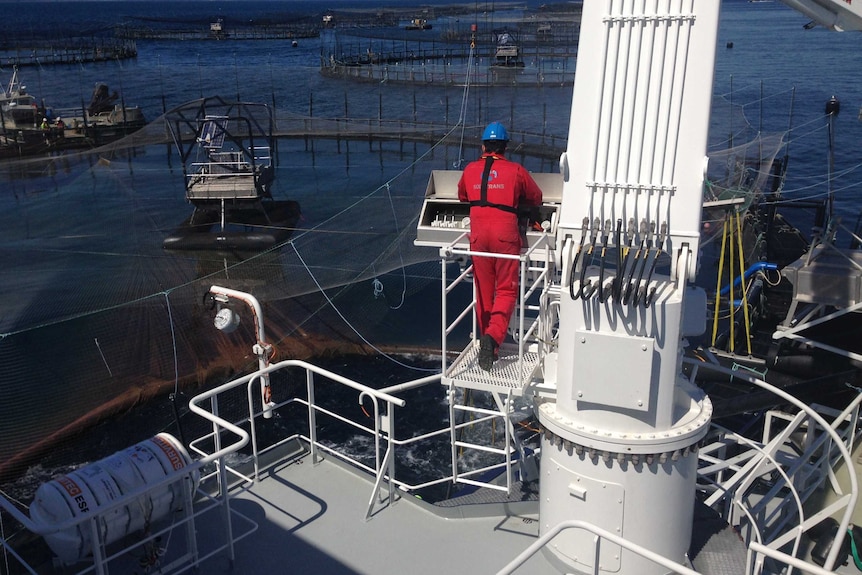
[291,243,437,373]
[596,222,614,303]
[163,292,180,397]
[568,222,588,300]
[735,211,753,355]
[712,215,729,346]
[453,41,476,169]
[628,221,654,305]
[379,182,407,310]
[848,527,862,571]
[624,231,646,305]
[578,228,599,299]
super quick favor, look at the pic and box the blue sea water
[0,0,861,486]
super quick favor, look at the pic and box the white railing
[495,358,860,575]
[687,357,861,574]
[0,351,450,574]
[439,230,553,386]
[748,541,854,575]
[0,384,254,575]
[436,231,552,493]
[496,519,701,575]
[185,359,447,520]
[0,461,257,575]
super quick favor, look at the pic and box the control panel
[414,169,562,249]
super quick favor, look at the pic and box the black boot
[479,335,497,371]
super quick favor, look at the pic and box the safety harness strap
[470,155,518,214]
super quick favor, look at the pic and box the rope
[453,42,476,169]
[711,215,729,346]
[164,292,180,396]
[379,182,406,311]
[729,212,736,353]
[291,243,437,373]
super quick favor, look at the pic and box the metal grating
[444,341,539,395]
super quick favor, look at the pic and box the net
[0,74,789,493]
[0,83,566,489]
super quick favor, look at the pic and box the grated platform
[444,340,540,395]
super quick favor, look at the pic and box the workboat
[0,67,146,157]
[162,97,300,251]
[4,1,862,574]
[405,17,432,30]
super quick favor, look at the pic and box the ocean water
[0,0,861,491]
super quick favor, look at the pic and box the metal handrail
[185,359,463,506]
[749,541,846,575]
[0,464,254,575]
[496,519,701,575]
[439,231,552,380]
[686,357,861,572]
[184,354,541,513]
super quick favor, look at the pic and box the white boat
[3,1,862,574]
[0,66,39,128]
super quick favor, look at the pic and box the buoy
[29,433,198,563]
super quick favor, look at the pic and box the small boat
[405,18,432,30]
[162,97,300,251]
[0,66,39,127]
[74,82,147,142]
[210,18,226,39]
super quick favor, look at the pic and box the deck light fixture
[213,306,240,333]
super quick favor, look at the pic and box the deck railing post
[307,368,319,463]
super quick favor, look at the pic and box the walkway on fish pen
[78,112,567,168]
[113,24,320,41]
[0,38,138,68]
[320,61,574,87]
[271,116,566,161]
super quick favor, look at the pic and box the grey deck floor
[197,452,556,574]
[151,437,862,575]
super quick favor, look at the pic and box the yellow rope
[729,213,735,353]
[711,215,729,346]
[736,211,753,355]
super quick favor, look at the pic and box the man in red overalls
[458,122,543,370]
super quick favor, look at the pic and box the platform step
[443,341,540,395]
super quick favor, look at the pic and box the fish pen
[0,37,137,68]
[114,22,321,42]
[319,7,581,87]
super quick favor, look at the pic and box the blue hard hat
[482,122,509,142]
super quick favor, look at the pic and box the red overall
[457,153,543,346]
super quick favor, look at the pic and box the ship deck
[182,437,860,575]
[196,443,557,575]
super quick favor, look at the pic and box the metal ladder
[439,234,553,493]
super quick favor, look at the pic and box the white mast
[538,1,720,573]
